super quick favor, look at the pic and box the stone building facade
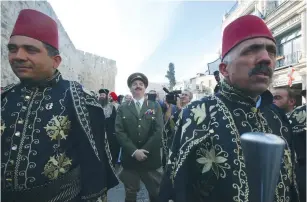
[1,1,117,92]
[174,73,217,101]
[222,0,306,104]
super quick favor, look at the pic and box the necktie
[136,101,141,115]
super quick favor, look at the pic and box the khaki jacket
[115,99,163,170]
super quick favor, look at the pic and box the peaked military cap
[127,72,148,88]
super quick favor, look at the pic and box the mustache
[135,87,142,91]
[248,63,273,78]
[11,60,31,68]
[99,97,107,101]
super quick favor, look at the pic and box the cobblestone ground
[107,182,149,202]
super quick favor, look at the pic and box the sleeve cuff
[131,149,137,157]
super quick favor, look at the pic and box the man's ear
[289,98,296,106]
[219,62,229,78]
[52,55,62,69]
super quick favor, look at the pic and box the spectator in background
[98,89,120,167]
[288,89,306,202]
[301,89,306,101]
[273,87,296,116]
[180,89,193,108]
[123,94,133,103]
[117,95,124,104]
[98,89,110,107]
[110,92,120,110]
[161,89,193,168]
[147,90,164,107]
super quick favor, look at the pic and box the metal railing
[275,51,302,69]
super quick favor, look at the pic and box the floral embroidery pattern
[166,81,297,201]
[44,115,71,140]
[191,103,207,125]
[293,109,306,124]
[94,195,107,202]
[0,119,6,134]
[196,144,230,179]
[43,153,72,180]
[283,149,293,183]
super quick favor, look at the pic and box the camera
[147,93,157,101]
[163,87,182,105]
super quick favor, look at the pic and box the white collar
[133,97,145,107]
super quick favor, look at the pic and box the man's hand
[134,149,149,161]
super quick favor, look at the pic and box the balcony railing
[275,51,302,69]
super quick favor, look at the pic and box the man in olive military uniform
[115,73,164,202]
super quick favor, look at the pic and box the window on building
[276,28,302,68]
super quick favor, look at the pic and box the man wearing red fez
[1,9,118,202]
[160,15,299,202]
[109,92,120,110]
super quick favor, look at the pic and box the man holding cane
[160,15,299,202]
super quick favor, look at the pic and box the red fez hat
[110,92,118,102]
[11,9,59,50]
[222,15,275,59]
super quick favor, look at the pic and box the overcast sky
[49,0,235,94]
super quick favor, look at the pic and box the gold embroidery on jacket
[43,153,72,180]
[196,137,230,178]
[14,87,40,189]
[1,119,6,134]
[294,109,306,124]
[44,115,71,140]
[217,98,250,202]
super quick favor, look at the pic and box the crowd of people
[1,8,306,202]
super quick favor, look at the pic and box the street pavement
[108,149,165,201]
[107,181,149,202]
[107,166,149,202]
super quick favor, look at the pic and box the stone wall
[1,1,117,92]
